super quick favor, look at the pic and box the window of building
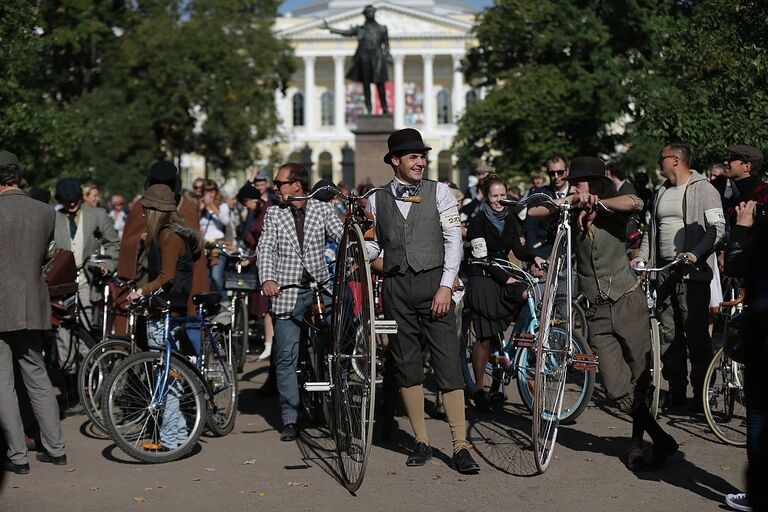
[321,91,334,126]
[437,89,451,124]
[292,92,304,126]
[437,150,452,182]
[318,151,333,181]
[465,89,478,107]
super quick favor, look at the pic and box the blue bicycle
[461,258,595,425]
[101,292,237,463]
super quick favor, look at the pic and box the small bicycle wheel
[517,328,594,424]
[461,323,508,403]
[230,295,249,373]
[331,223,375,492]
[102,352,206,463]
[532,229,569,473]
[649,318,662,419]
[703,346,747,447]
[78,337,132,433]
[204,330,239,437]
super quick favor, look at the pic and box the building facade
[265,0,480,187]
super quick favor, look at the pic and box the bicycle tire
[101,351,207,463]
[298,326,327,426]
[703,346,747,447]
[231,294,248,373]
[461,321,509,403]
[331,223,375,492]
[517,328,594,424]
[57,324,98,374]
[533,228,569,473]
[649,318,662,419]
[204,330,239,436]
[78,337,132,433]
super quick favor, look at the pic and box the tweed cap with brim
[0,150,19,166]
[727,144,764,172]
[141,184,177,212]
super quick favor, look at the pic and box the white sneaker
[258,341,272,361]
[725,493,751,512]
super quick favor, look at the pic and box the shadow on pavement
[466,402,538,477]
[78,419,110,440]
[237,388,281,432]
[296,426,344,489]
[100,441,203,464]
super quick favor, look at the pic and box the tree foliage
[633,0,768,169]
[454,0,681,177]
[0,0,295,195]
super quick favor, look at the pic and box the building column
[393,54,405,129]
[451,54,465,122]
[303,56,316,133]
[275,88,288,128]
[333,56,346,135]
[422,54,434,133]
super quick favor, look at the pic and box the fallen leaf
[247,422,256,426]
[65,468,76,473]
[432,475,441,480]
[258,492,266,497]
[192,477,202,481]
[584,457,593,462]
[89,487,99,491]
[386,470,397,476]
[285,482,310,487]
[721,465,731,470]
[204,467,216,472]
[144,487,153,491]
[243,459,256,465]
[132,497,145,503]
[157,486,166,490]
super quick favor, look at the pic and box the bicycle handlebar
[633,258,685,273]
[284,184,422,204]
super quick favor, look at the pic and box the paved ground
[1,357,746,512]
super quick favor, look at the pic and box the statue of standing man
[323,5,390,115]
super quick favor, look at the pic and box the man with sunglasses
[633,143,725,412]
[524,154,569,267]
[723,145,767,224]
[257,163,343,442]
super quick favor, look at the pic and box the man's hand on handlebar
[630,257,646,269]
[262,280,281,297]
[676,252,697,264]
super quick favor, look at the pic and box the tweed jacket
[54,204,120,300]
[257,199,343,316]
[0,189,56,332]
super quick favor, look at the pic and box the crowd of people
[0,132,765,510]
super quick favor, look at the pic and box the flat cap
[253,168,269,182]
[727,145,763,172]
[0,150,19,166]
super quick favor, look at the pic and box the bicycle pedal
[572,353,599,372]
[375,319,398,334]
[169,370,182,380]
[511,333,534,348]
[304,382,332,392]
[141,442,163,451]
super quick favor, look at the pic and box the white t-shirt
[200,203,231,240]
[657,184,686,261]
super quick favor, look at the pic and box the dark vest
[375,179,443,275]
[148,228,194,313]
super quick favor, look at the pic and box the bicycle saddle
[192,293,222,306]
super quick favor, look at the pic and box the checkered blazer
[257,199,344,316]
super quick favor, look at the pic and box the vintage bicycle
[282,184,406,492]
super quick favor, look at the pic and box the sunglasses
[273,179,298,188]
[548,170,566,177]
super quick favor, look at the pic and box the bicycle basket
[224,271,258,291]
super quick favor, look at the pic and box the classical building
[264,0,481,188]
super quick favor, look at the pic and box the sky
[278,0,493,13]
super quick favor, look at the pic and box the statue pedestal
[352,114,394,186]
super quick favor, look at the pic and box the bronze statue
[323,5,390,115]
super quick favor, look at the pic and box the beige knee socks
[400,386,468,453]
[400,385,428,444]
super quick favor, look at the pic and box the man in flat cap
[0,151,67,473]
[366,128,480,474]
[250,167,278,206]
[52,178,119,383]
[723,144,768,223]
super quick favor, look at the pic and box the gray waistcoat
[376,179,443,275]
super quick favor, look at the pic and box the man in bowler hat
[0,151,67,473]
[366,128,480,474]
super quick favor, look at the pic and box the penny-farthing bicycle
[284,185,413,492]
[507,194,599,474]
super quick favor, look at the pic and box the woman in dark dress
[465,174,545,411]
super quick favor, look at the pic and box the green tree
[454,0,676,177]
[633,0,768,169]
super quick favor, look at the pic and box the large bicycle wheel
[517,328,594,424]
[460,321,509,403]
[78,337,132,433]
[204,330,239,436]
[532,229,569,473]
[703,346,747,446]
[230,294,249,373]
[649,318,662,418]
[331,223,375,492]
[101,352,206,463]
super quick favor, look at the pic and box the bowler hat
[237,182,260,202]
[727,144,763,172]
[0,150,19,166]
[149,161,178,183]
[55,178,82,204]
[383,128,432,164]
[564,156,606,181]
[141,184,177,212]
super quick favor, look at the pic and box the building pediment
[277,2,474,40]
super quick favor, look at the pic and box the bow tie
[395,183,419,198]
